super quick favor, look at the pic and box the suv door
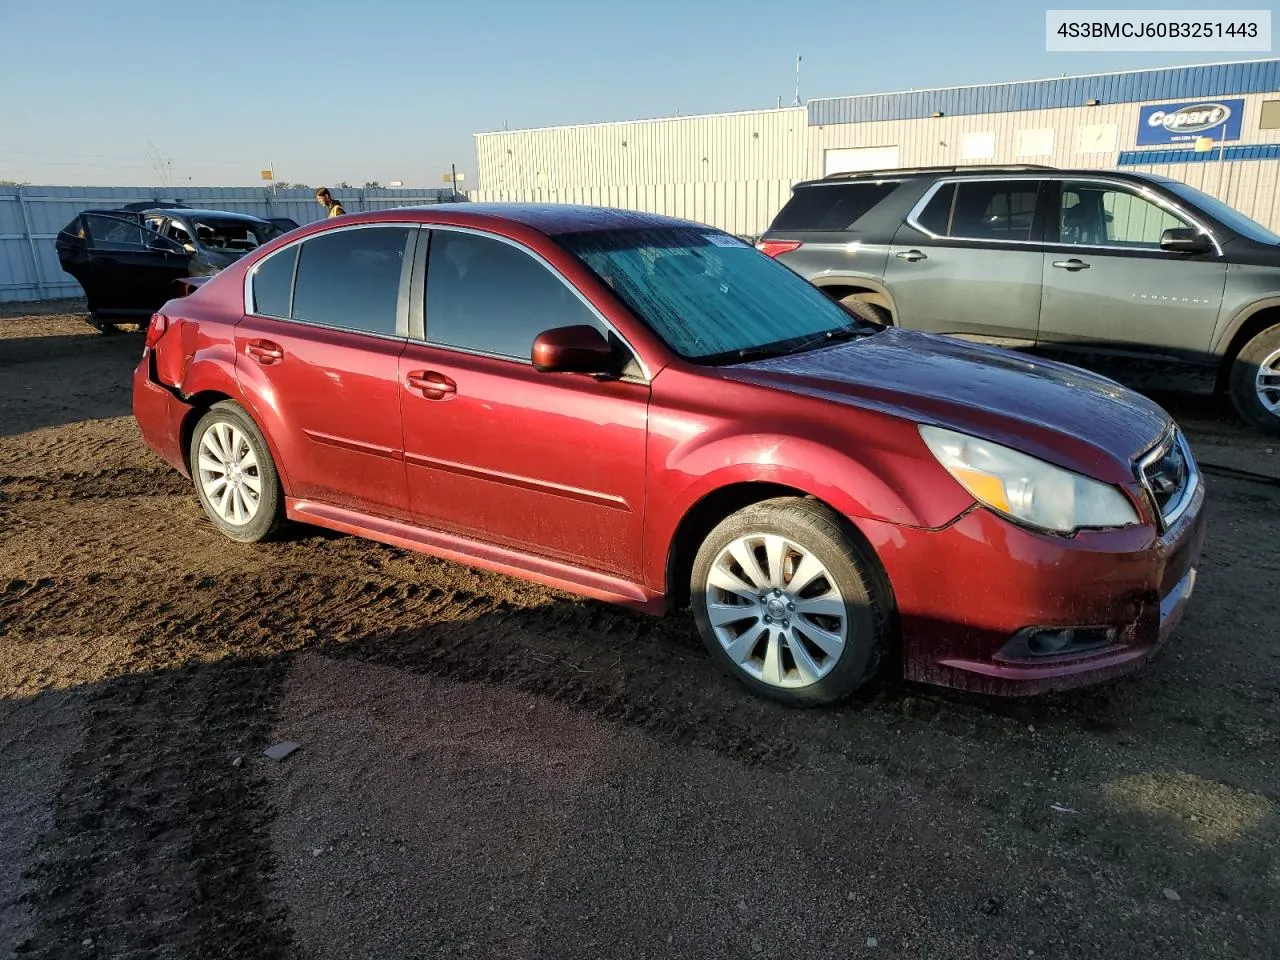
[1035,179,1228,388]
[883,178,1047,344]
[236,225,416,518]
[398,227,649,579]
[79,213,189,312]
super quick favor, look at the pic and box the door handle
[896,249,927,262]
[1052,258,1090,271]
[246,339,284,364]
[406,370,456,400]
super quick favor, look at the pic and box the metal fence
[0,185,462,303]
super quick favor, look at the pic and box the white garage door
[823,145,901,175]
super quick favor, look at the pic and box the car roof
[798,166,1170,189]
[388,202,705,235]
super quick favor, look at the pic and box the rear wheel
[1228,325,1280,436]
[188,402,284,542]
[690,497,890,706]
[838,293,891,326]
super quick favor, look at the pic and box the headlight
[919,425,1140,534]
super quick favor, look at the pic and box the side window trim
[1044,177,1222,256]
[243,222,417,340]
[418,224,650,381]
[905,176,1047,245]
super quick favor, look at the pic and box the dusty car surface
[132,204,1206,704]
[56,206,286,330]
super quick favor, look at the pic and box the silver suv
[757,165,1280,434]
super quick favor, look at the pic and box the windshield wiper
[699,326,863,366]
[779,325,863,357]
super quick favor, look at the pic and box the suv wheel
[838,294,891,326]
[1228,325,1280,435]
[690,497,889,706]
[189,401,283,542]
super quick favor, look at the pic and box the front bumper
[858,480,1207,696]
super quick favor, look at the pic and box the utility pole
[794,54,802,107]
[1217,121,1228,198]
[451,163,459,200]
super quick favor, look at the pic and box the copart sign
[1137,98,1244,145]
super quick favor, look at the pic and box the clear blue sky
[0,0,1268,188]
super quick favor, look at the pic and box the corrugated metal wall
[0,185,459,303]
[475,60,1280,236]
[809,59,1280,125]
[472,108,809,236]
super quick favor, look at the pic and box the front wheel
[690,497,890,706]
[188,401,284,542]
[1228,325,1280,436]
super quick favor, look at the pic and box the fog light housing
[998,626,1120,661]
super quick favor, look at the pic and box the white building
[474,59,1280,234]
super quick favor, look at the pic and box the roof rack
[820,164,1057,180]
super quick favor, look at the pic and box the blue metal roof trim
[1118,144,1280,165]
[809,60,1280,126]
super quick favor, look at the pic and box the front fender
[1212,294,1280,357]
[642,429,974,593]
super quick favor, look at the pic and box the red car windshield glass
[558,227,858,363]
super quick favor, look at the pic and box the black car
[56,206,289,331]
[758,165,1280,434]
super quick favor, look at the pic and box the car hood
[1221,236,1280,267]
[727,328,1171,483]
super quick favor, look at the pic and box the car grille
[1138,428,1196,531]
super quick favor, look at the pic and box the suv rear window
[770,181,899,231]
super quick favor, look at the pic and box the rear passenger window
[251,246,297,318]
[83,214,147,250]
[425,230,604,360]
[915,181,1042,242]
[914,183,955,235]
[769,181,899,231]
[291,227,412,336]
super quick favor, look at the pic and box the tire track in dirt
[0,467,190,504]
[15,658,293,960]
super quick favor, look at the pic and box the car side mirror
[531,325,616,374]
[1160,227,1211,255]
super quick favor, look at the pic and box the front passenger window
[425,230,608,360]
[1056,183,1190,248]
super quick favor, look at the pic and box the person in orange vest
[315,187,346,218]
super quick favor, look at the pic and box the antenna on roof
[794,54,802,106]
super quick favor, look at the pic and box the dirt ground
[1,302,1278,960]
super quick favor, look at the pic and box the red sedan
[133,204,1205,704]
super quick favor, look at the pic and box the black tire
[87,311,115,334]
[837,294,891,326]
[1227,325,1280,436]
[188,401,284,543]
[690,497,891,706]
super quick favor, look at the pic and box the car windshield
[192,218,283,252]
[557,227,868,363]
[1162,183,1280,245]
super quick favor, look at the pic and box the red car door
[236,225,416,519]
[399,228,649,579]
